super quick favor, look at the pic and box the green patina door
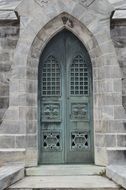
[38,30,94,164]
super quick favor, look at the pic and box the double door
[39,30,93,164]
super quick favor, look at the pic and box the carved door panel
[38,32,65,164]
[65,33,93,163]
[39,30,93,164]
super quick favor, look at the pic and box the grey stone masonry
[110,18,126,160]
[0,19,19,124]
[0,17,20,165]
[0,0,125,167]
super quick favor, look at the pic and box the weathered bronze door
[38,30,93,164]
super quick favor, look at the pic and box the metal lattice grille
[41,55,61,96]
[42,131,61,151]
[70,55,89,96]
[71,131,89,151]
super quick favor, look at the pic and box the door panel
[39,33,65,164]
[65,33,93,163]
[38,30,93,164]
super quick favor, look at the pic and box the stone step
[26,165,105,176]
[0,165,24,190]
[106,165,126,189]
[8,175,122,190]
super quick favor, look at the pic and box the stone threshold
[26,164,106,176]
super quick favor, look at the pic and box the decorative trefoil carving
[35,0,48,7]
[79,0,95,7]
[62,16,74,28]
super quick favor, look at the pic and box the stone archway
[26,11,122,166]
[26,12,101,166]
[1,0,124,167]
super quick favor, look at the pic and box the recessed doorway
[38,30,94,164]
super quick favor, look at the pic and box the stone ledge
[0,0,22,10]
[0,148,25,151]
[112,10,126,20]
[0,11,18,20]
[106,165,126,189]
[107,147,126,150]
[0,165,24,190]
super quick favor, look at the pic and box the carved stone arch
[28,12,101,70]
[25,12,116,166]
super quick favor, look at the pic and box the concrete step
[0,165,24,190]
[26,165,105,176]
[106,165,126,189]
[7,175,122,190]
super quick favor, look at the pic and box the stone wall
[0,18,20,165]
[111,20,126,108]
[110,19,126,162]
[0,20,19,124]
